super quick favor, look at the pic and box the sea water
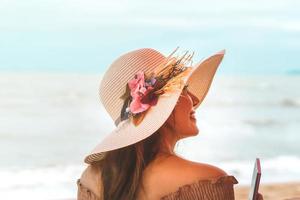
[0,72,299,199]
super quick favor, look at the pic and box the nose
[188,91,200,107]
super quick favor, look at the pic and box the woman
[77,47,263,200]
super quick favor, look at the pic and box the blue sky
[1,0,300,74]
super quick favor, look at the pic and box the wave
[202,95,300,108]
[1,156,300,199]
[0,164,85,200]
[242,119,279,127]
[280,98,300,107]
[219,155,300,185]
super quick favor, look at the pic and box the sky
[1,0,300,74]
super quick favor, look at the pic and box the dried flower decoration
[118,47,194,126]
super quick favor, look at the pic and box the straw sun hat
[84,47,225,164]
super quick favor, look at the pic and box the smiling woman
[154,85,201,150]
[76,47,261,200]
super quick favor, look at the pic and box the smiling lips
[190,111,196,120]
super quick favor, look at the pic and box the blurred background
[0,0,299,199]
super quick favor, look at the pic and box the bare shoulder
[141,155,228,199]
[162,155,228,179]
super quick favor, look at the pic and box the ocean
[0,72,299,199]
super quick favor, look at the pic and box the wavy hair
[95,130,164,200]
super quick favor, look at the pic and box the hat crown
[99,48,166,123]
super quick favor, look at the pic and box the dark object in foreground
[248,158,261,200]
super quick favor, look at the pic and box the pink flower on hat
[118,48,194,126]
[128,71,157,114]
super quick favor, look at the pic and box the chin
[183,128,199,138]
[191,125,199,135]
[191,129,199,136]
[190,122,199,134]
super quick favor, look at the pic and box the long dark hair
[95,130,164,200]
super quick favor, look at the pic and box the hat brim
[84,49,225,164]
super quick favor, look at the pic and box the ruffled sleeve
[160,175,239,200]
[76,166,238,200]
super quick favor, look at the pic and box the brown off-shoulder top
[77,174,238,200]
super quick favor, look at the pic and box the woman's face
[165,85,200,139]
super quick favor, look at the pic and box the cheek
[174,107,189,122]
[176,100,191,118]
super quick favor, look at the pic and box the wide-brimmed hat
[84,47,225,164]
